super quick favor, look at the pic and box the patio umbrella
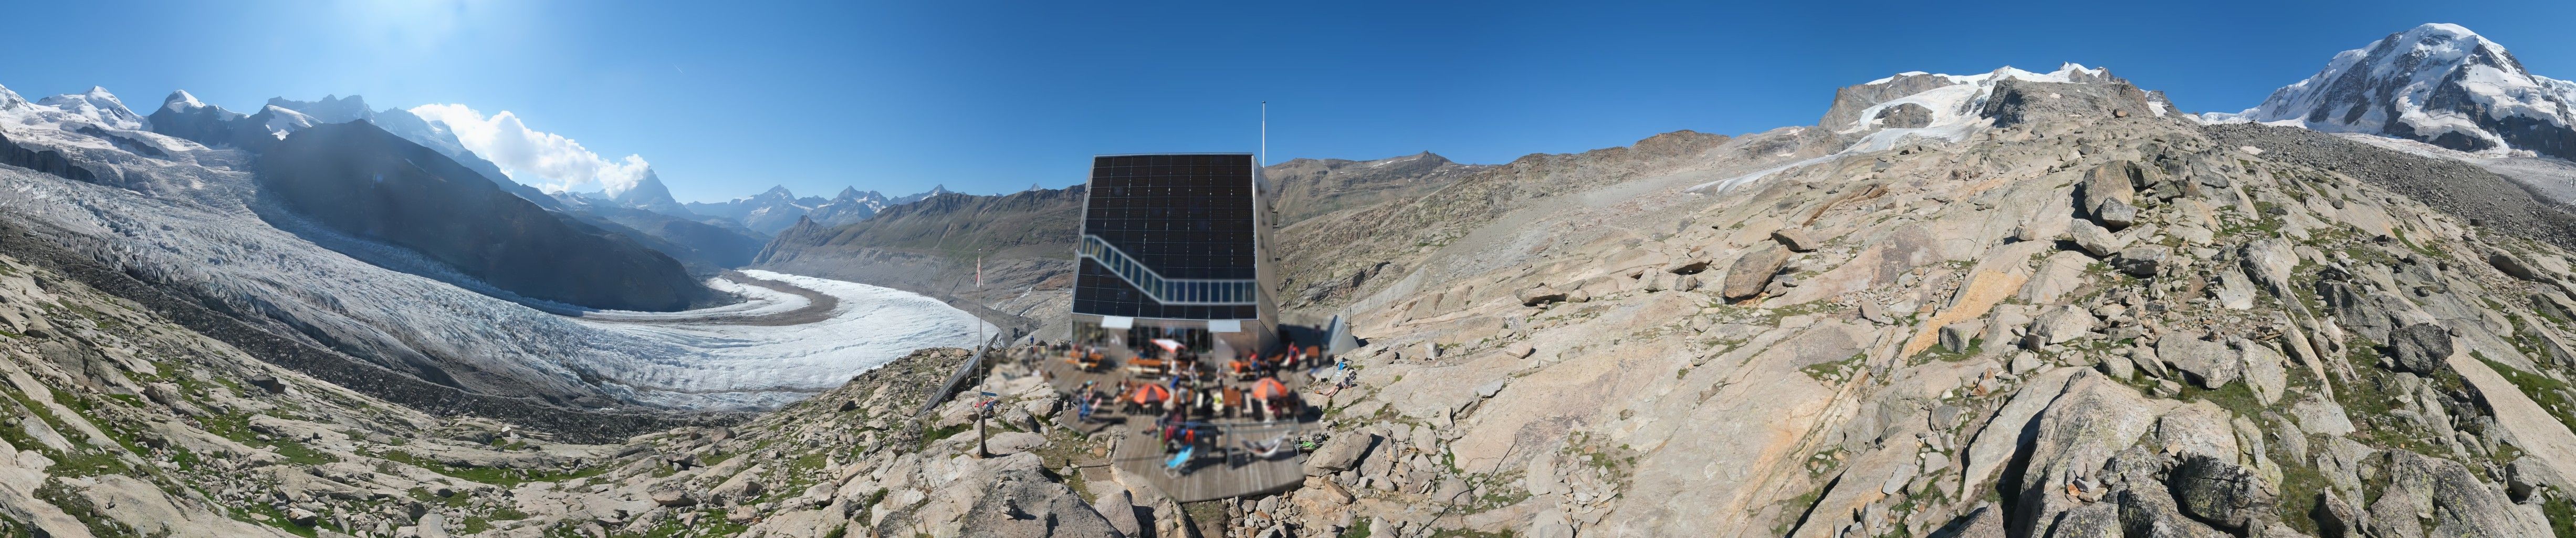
[1132,384,1170,405]
[1252,377,1288,400]
[1151,338,1184,354]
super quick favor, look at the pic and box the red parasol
[1251,377,1289,400]
[1130,384,1170,405]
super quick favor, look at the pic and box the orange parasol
[1251,377,1288,400]
[1130,384,1170,405]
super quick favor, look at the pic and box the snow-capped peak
[0,84,26,110]
[164,90,208,111]
[2205,23,2576,159]
[33,86,149,130]
[256,105,318,140]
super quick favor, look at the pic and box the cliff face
[257,122,715,311]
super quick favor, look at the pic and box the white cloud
[407,104,651,193]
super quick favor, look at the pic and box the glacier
[0,87,993,410]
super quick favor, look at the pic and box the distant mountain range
[124,88,985,271]
[2207,23,2576,160]
[671,183,951,235]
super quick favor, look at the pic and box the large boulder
[2236,340,2289,405]
[1516,285,1566,306]
[2158,336,2239,389]
[1306,433,1380,476]
[2167,454,2272,532]
[2069,220,2130,257]
[2377,450,2553,537]
[1722,244,1791,301]
[1091,488,1144,537]
[2081,161,2142,220]
[2013,374,2165,536]
[2242,240,2300,297]
[2488,249,2546,282]
[2385,323,2453,374]
[2317,280,2397,342]
[1941,321,1983,354]
[2111,246,2170,278]
[1772,228,1822,252]
[2507,456,2572,502]
[2095,199,2140,230]
[2027,305,2100,347]
[960,467,1128,538]
[2114,484,2232,538]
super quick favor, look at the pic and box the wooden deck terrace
[1026,344,1322,502]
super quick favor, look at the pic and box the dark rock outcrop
[1875,102,1934,129]
[0,129,100,183]
[1818,73,1961,129]
[257,121,713,311]
[2167,454,2270,531]
[2386,323,2454,374]
[1979,79,2156,128]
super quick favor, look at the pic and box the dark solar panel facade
[1073,153,1264,320]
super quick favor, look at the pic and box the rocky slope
[1247,71,2576,537]
[257,121,715,312]
[0,258,1114,537]
[1262,152,1487,227]
[755,187,1089,337]
[26,27,2576,538]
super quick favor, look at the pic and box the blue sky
[5,1,2573,203]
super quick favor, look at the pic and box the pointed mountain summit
[2211,23,2576,159]
[0,84,27,110]
[889,184,949,205]
[606,169,695,218]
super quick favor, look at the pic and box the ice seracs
[2206,23,2576,160]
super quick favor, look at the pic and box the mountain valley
[11,20,2576,538]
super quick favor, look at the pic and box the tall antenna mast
[1260,101,1267,167]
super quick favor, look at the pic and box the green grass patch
[375,450,608,487]
[1340,518,1373,538]
[1800,353,1867,384]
